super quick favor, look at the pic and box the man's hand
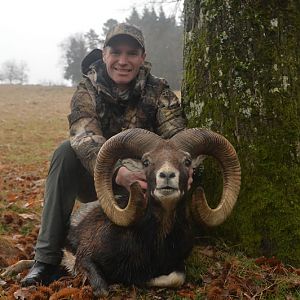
[116,166,193,193]
[115,166,147,192]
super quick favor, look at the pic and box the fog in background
[1,0,182,85]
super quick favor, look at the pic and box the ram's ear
[192,155,207,169]
[121,158,144,172]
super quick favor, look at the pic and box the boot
[20,261,59,286]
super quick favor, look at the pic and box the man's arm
[155,82,194,189]
[115,81,187,192]
[155,82,187,138]
[68,80,106,175]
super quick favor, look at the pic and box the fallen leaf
[18,213,36,220]
[7,193,19,202]
[13,286,37,299]
[33,179,45,187]
[202,275,212,284]
[199,246,215,258]
[15,177,25,182]
[177,289,196,299]
[0,278,7,286]
[12,234,23,240]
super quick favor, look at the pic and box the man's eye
[142,159,150,167]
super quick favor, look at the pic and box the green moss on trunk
[183,0,300,266]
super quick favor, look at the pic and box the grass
[0,84,299,299]
[0,84,72,233]
[0,84,72,166]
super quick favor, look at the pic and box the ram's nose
[158,171,176,181]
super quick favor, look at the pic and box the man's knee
[50,140,96,202]
[53,140,76,161]
[50,140,79,173]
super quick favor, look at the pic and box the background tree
[60,6,183,89]
[183,0,300,265]
[102,18,119,37]
[126,8,141,27]
[84,29,101,52]
[1,61,17,84]
[126,6,184,89]
[0,60,29,84]
[60,34,88,86]
[16,61,29,84]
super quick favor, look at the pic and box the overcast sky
[0,0,182,85]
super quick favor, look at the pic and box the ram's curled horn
[94,128,162,226]
[171,128,241,227]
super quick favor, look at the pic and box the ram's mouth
[152,187,181,204]
[156,186,178,195]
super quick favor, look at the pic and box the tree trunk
[183,0,300,265]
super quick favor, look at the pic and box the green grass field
[0,84,299,299]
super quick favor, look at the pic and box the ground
[0,84,299,299]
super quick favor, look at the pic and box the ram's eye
[184,158,192,167]
[142,159,150,167]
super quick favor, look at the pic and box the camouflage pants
[34,141,96,265]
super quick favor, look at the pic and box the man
[21,23,187,286]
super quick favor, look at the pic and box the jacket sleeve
[155,80,187,138]
[68,79,106,175]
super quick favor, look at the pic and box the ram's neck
[147,201,178,239]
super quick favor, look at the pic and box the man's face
[103,36,146,90]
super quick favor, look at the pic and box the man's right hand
[115,166,147,192]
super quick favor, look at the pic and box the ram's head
[94,128,241,227]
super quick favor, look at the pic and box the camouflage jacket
[68,49,187,175]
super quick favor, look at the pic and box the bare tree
[15,61,29,84]
[1,60,29,84]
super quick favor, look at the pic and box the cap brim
[104,34,144,49]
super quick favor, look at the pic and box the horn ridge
[94,128,162,226]
[172,128,241,226]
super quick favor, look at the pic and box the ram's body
[63,128,241,297]
[65,200,193,287]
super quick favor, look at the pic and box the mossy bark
[183,0,300,265]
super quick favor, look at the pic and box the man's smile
[114,67,132,73]
[102,40,146,89]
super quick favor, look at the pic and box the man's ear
[192,155,207,169]
[102,48,108,64]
